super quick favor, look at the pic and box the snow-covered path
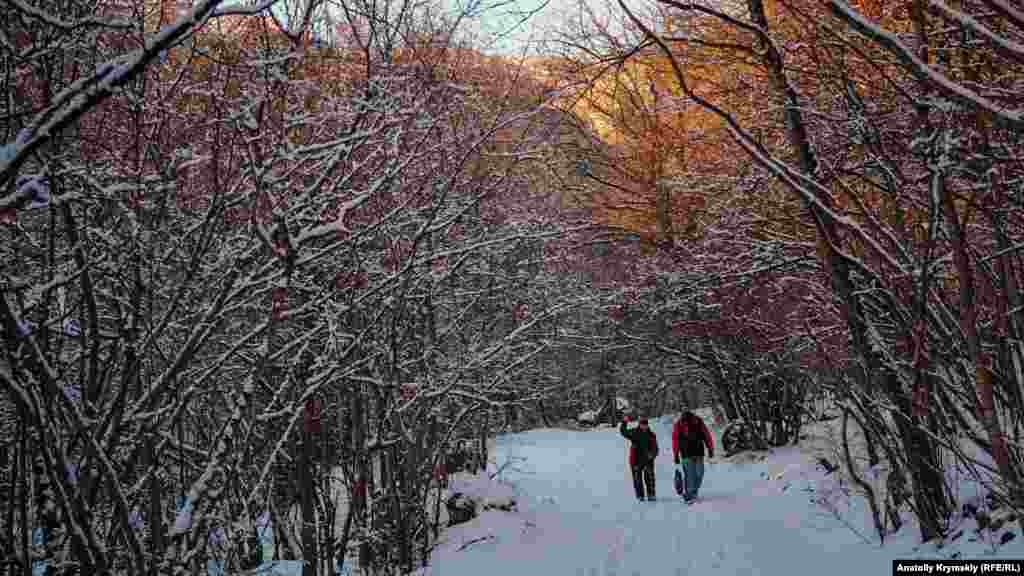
[418,414,1024,576]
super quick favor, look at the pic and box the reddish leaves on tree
[271,286,288,320]
[178,194,210,213]
[320,203,339,222]
[224,206,249,225]
[255,192,274,225]
[911,378,929,419]
[0,208,15,225]
[353,476,368,510]
[303,397,322,434]
[482,204,507,226]
[335,269,368,291]
[318,203,351,240]
[622,289,640,306]
[431,256,448,275]
[382,239,412,272]
[399,383,416,400]
[272,234,288,258]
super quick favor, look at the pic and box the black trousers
[631,461,656,500]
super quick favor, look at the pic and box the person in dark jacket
[672,410,715,503]
[620,415,658,501]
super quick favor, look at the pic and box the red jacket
[672,414,714,460]
[620,421,658,466]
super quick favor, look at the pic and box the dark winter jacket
[620,421,658,467]
[672,413,714,461]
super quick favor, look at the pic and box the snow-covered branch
[828,1,1023,129]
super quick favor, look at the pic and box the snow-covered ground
[415,412,1024,576]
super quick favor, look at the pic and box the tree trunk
[538,400,552,428]
[479,418,489,475]
[656,181,674,247]
[351,389,370,572]
[335,495,354,576]
[884,373,950,541]
[301,431,317,576]
[148,435,164,572]
[391,445,411,573]
[20,414,30,576]
[4,442,13,575]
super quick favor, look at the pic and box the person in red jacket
[620,415,658,501]
[672,410,715,503]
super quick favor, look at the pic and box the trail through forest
[417,414,1024,576]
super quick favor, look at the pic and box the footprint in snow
[622,526,639,553]
[603,544,622,574]
[711,546,726,569]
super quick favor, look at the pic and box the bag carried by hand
[673,467,684,496]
